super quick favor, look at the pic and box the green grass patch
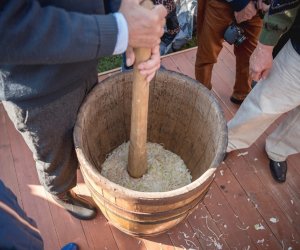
[97,55,122,73]
[97,36,197,73]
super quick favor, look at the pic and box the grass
[97,54,122,73]
[97,35,197,73]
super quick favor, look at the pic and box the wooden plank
[44,191,91,249]
[204,182,256,248]
[181,45,238,115]
[167,219,203,249]
[161,57,181,72]
[110,227,147,250]
[215,163,282,249]
[142,234,175,250]
[0,105,22,203]
[5,115,60,250]
[287,154,300,178]
[211,71,239,115]
[170,53,195,78]
[213,54,235,89]
[226,150,300,249]
[220,43,236,73]
[187,202,229,249]
[74,172,120,249]
[98,71,119,82]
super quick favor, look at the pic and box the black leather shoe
[251,80,257,89]
[230,96,244,105]
[53,190,97,220]
[269,159,287,183]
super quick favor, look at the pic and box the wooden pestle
[128,0,154,178]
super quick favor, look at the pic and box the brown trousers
[195,0,263,100]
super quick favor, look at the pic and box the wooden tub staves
[74,70,227,236]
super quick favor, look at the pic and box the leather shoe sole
[269,159,287,183]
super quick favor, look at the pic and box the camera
[224,22,246,46]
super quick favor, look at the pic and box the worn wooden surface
[128,0,153,178]
[1,45,299,249]
[74,69,226,236]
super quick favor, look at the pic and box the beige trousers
[227,40,300,161]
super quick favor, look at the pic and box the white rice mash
[101,142,192,192]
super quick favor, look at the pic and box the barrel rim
[74,70,227,199]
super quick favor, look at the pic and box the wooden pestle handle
[128,0,154,178]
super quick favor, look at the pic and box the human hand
[234,1,257,23]
[126,45,161,82]
[138,44,161,82]
[249,42,274,81]
[119,0,167,48]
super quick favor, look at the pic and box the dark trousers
[3,74,97,195]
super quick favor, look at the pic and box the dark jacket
[224,0,250,12]
[0,0,120,105]
[0,180,44,249]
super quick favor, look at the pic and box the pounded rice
[100,142,192,192]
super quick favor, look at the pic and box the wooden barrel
[74,70,227,236]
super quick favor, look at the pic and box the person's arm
[0,0,166,66]
[259,6,299,46]
[0,0,118,65]
[249,6,299,81]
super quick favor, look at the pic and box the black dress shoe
[230,96,244,105]
[53,190,97,220]
[269,159,287,183]
[251,80,257,89]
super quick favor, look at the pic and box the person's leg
[196,0,207,35]
[232,15,262,102]
[265,106,300,182]
[228,40,300,152]
[266,107,300,162]
[2,73,98,220]
[195,0,232,89]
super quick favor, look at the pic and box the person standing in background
[154,0,180,54]
[195,0,263,104]
[227,3,299,183]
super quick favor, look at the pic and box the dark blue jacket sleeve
[0,0,119,65]
[0,180,44,250]
[225,0,250,12]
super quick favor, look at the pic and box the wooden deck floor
[1,45,300,250]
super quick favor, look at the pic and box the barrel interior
[79,70,226,182]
